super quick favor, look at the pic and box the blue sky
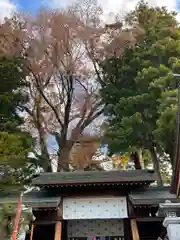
[1,0,180,16]
[177,0,180,9]
[0,0,178,24]
[18,0,43,13]
[3,0,177,26]
[18,0,67,13]
[18,0,180,13]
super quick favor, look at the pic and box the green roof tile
[129,186,179,205]
[32,170,156,186]
[0,191,61,209]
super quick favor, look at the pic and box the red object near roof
[11,194,23,240]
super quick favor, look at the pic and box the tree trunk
[57,125,86,172]
[138,149,144,169]
[57,149,70,171]
[37,123,52,172]
[35,100,52,172]
[149,146,163,186]
[57,141,74,172]
[132,151,142,169]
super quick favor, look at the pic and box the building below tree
[1,169,178,240]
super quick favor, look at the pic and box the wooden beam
[130,219,140,240]
[177,177,180,197]
[34,220,58,225]
[30,224,34,240]
[136,217,164,222]
[54,221,62,240]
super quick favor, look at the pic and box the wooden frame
[54,221,62,240]
[130,219,140,240]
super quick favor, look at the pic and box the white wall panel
[63,197,128,219]
[67,219,124,237]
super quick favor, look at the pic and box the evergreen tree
[0,57,34,194]
[0,58,27,132]
[100,1,180,185]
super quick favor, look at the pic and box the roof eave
[35,180,154,188]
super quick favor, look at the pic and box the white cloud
[0,0,17,21]
[46,0,179,21]
[98,0,179,22]
[43,0,72,9]
[46,0,177,10]
[100,0,177,13]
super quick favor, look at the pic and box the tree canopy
[0,58,27,132]
[0,0,178,184]
[0,0,144,172]
[100,1,180,185]
[0,57,34,194]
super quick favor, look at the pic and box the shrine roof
[0,191,61,209]
[129,186,179,206]
[32,169,156,187]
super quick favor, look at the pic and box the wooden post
[130,219,140,240]
[30,224,34,240]
[54,221,62,240]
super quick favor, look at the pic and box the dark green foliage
[0,57,34,194]
[101,1,180,184]
[0,57,27,132]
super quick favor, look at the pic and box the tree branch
[29,68,64,128]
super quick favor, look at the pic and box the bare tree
[22,8,104,171]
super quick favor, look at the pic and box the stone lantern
[159,200,180,240]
